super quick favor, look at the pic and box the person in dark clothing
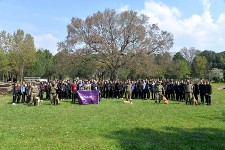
[71,80,78,104]
[16,84,21,103]
[199,80,206,104]
[57,81,63,100]
[12,83,17,104]
[193,81,200,101]
[205,80,212,105]
[103,81,109,98]
[114,81,119,98]
[174,81,180,101]
[118,81,123,99]
[179,81,185,101]
[67,81,71,99]
[25,83,31,103]
[45,83,51,100]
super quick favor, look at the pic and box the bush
[208,68,224,82]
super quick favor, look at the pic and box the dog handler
[155,81,164,103]
[29,82,39,106]
[185,80,194,105]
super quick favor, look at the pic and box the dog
[123,99,133,104]
[162,96,169,104]
[192,97,198,105]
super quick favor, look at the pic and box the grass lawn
[0,83,225,150]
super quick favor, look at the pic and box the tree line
[0,9,224,82]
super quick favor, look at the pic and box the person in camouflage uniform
[29,82,39,106]
[155,81,164,103]
[50,82,57,105]
[185,80,194,105]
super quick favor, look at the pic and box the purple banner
[78,90,99,105]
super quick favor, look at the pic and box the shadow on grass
[105,127,225,150]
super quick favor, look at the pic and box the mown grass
[0,83,225,150]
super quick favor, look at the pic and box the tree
[59,9,174,80]
[173,52,186,61]
[0,50,10,81]
[175,60,191,79]
[0,30,11,81]
[171,51,191,79]
[9,29,36,82]
[192,56,207,78]
[180,47,198,64]
[26,49,55,80]
[199,50,216,70]
[155,52,172,79]
[208,68,223,82]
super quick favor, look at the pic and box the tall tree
[155,52,172,78]
[59,9,174,80]
[175,60,191,79]
[0,30,12,81]
[199,50,216,70]
[9,29,36,82]
[173,52,186,61]
[180,47,198,64]
[26,49,55,80]
[172,52,191,79]
[192,55,208,78]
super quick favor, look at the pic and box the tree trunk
[110,69,118,81]
[20,62,24,83]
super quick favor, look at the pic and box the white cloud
[202,0,211,11]
[34,33,60,55]
[140,0,225,52]
[118,4,129,12]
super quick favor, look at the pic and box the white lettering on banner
[80,96,93,99]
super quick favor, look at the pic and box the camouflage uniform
[155,81,163,103]
[185,82,194,105]
[126,81,132,101]
[29,83,39,106]
[50,83,57,105]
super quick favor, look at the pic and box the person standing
[45,83,51,100]
[126,80,132,103]
[71,80,78,104]
[50,82,57,105]
[29,82,39,106]
[179,81,186,101]
[12,83,17,104]
[67,80,72,99]
[25,83,32,103]
[20,83,26,103]
[184,80,194,105]
[57,81,63,100]
[39,82,45,100]
[84,81,91,90]
[16,83,21,103]
[151,81,156,100]
[205,80,212,105]
[155,81,164,103]
[193,80,200,101]
[174,81,180,101]
[142,80,147,100]
[199,80,206,104]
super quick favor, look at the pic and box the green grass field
[0,83,225,150]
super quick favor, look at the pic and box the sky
[0,0,225,55]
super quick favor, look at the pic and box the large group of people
[11,78,212,106]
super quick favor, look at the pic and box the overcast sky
[0,0,225,54]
